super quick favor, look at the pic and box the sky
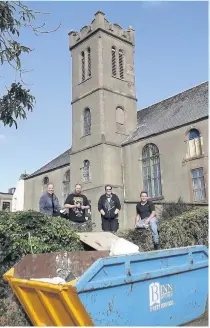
[0,0,208,192]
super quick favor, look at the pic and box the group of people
[39,183,159,250]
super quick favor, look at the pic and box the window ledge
[148,196,165,202]
[115,131,129,136]
[78,76,92,85]
[83,180,91,185]
[192,200,208,204]
[112,75,127,82]
[124,197,164,204]
[81,133,91,139]
[183,154,205,163]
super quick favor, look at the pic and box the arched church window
[43,176,49,185]
[116,107,125,133]
[112,46,116,77]
[87,47,91,78]
[63,169,70,203]
[81,51,85,82]
[187,128,202,158]
[83,160,90,182]
[119,49,124,79]
[189,128,200,140]
[84,108,91,135]
[142,144,162,198]
[42,176,49,192]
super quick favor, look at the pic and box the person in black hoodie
[98,185,121,233]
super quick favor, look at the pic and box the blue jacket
[39,192,61,216]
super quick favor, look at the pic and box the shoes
[154,243,160,250]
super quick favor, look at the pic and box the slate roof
[25,148,71,179]
[123,81,208,145]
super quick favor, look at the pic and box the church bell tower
[68,11,137,229]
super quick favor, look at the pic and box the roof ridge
[37,148,71,169]
[124,81,208,145]
[26,148,71,179]
[137,81,208,113]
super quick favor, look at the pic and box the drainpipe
[121,148,126,228]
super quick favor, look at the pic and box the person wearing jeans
[135,191,159,250]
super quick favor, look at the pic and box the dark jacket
[39,192,61,216]
[98,193,121,219]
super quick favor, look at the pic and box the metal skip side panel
[3,246,208,327]
[75,246,208,326]
[11,250,109,280]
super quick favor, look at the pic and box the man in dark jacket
[98,185,121,233]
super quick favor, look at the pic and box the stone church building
[23,12,208,229]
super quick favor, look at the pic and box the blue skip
[75,245,208,326]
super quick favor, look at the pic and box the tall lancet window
[142,144,162,198]
[84,108,91,135]
[83,160,90,182]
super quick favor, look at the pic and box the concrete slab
[77,232,119,251]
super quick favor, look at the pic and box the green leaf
[0,1,60,129]
[0,83,35,128]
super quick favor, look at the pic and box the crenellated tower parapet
[69,11,135,49]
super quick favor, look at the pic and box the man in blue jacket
[39,183,61,216]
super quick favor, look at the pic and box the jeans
[136,217,159,244]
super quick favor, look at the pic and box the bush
[159,208,208,249]
[0,211,84,280]
[161,197,194,220]
[119,208,208,251]
[0,294,29,326]
[0,211,95,326]
[67,219,95,232]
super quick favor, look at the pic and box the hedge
[120,207,208,251]
[0,211,94,326]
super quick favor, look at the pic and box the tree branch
[0,1,60,128]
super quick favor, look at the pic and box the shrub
[0,211,85,282]
[159,208,208,249]
[119,208,208,251]
[0,211,95,326]
[161,197,194,220]
[0,293,29,326]
[67,219,95,232]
